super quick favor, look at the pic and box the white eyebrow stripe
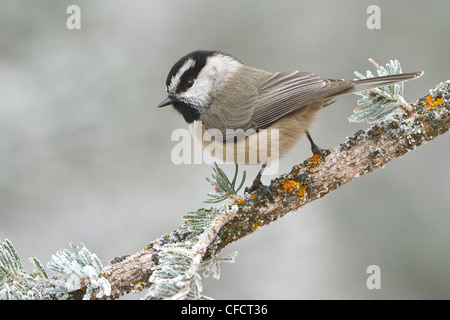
[168,58,196,94]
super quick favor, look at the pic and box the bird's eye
[186,79,195,88]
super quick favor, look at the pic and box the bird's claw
[245,179,273,201]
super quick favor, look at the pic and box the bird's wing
[204,70,354,142]
[248,71,354,129]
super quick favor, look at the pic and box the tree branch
[72,81,449,300]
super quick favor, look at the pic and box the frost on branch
[144,206,237,300]
[201,251,238,280]
[143,164,246,299]
[0,239,110,300]
[349,59,413,123]
[0,239,47,300]
[205,162,246,203]
[48,243,111,300]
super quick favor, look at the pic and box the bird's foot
[311,144,326,159]
[245,178,273,201]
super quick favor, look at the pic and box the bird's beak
[158,96,177,108]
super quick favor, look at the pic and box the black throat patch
[172,101,201,123]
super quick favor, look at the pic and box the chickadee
[158,50,423,194]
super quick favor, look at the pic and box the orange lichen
[305,153,322,173]
[252,220,262,230]
[425,94,444,110]
[308,166,318,173]
[312,153,322,163]
[163,233,169,238]
[283,180,295,191]
[132,281,144,293]
[234,198,245,205]
[283,180,307,197]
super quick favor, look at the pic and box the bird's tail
[342,71,424,95]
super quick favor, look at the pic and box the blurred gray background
[1,0,449,299]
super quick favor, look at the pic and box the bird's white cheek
[181,82,212,107]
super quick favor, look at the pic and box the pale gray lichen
[429,80,450,101]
